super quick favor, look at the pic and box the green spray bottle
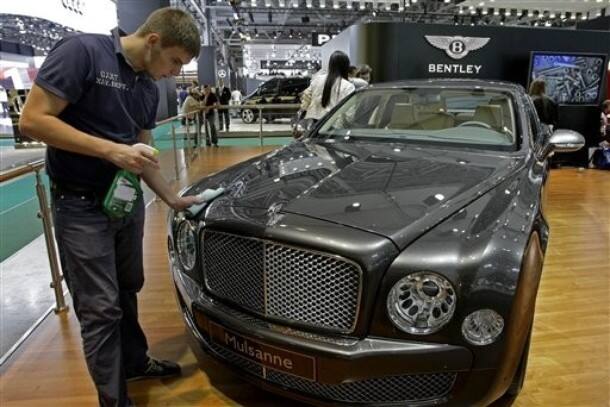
[102,143,159,219]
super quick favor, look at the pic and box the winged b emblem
[425,35,491,60]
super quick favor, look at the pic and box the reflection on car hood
[197,140,526,248]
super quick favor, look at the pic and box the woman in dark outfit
[529,79,559,130]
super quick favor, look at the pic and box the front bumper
[172,264,490,406]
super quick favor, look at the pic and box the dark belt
[51,181,105,200]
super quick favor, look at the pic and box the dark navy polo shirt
[36,27,159,191]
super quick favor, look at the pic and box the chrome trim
[176,220,197,272]
[201,230,364,334]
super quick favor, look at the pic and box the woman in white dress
[302,51,355,121]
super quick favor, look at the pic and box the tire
[506,328,532,396]
[241,108,257,124]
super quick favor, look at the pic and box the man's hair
[348,66,358,76]
[529,80,546,96]
[603,99,610,111]
[136,7,201,58]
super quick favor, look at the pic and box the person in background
[357,64,372,84]
[181,88,201,143]
[230,88,242,118]
[529,79,559,130]
[600,99,610,147]
[202,84,219,146]
[348,65,368,90]
[302,50,355,121]
[178,85,188,108]
[189,79,201,99]
[217,80,231,132]
[18,7,201,407]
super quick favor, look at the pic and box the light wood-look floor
[1,147,608,407]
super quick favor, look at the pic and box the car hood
[195,140,526,248]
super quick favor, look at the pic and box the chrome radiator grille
[202,231,362,332]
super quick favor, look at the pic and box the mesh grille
[203,232,265,312]
[265,243,360,331]
[266,370,456,404]
[205,338,455,404]
[203,231,362,332]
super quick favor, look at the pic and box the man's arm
[19,84,158,174]
[138,130,200,211]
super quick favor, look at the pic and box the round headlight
[176,221,197,271]
[462,309,504,346]
[387,272,457,335]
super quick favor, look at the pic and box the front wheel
[241,108,257,124]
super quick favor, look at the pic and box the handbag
[592,148,610,169]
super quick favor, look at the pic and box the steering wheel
[458,121,492,129]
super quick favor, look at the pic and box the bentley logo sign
[425,36,491,60]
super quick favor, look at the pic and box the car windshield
[316,87,518,150]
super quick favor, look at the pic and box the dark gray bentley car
[168,80,584,406]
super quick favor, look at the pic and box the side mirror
[539,129,585,161]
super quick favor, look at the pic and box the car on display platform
[168,79,584,406]
[240,76,310,124]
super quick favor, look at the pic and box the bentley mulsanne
[168,80,584,406]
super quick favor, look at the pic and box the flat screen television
[528,52,607,105]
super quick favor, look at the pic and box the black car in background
[169,79,585,406]
[241,77,310,124]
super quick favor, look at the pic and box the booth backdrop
[324,23,610,166]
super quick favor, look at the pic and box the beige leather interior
[473,105,505,131]
[388,103,416,128]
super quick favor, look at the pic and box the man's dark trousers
[52,188,148,407]
[218,108,230,131]
[204,113,218,145]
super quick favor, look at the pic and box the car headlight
[176,221,197,271]
[462,309,504,346]
[387,272,457,335]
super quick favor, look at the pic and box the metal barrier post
[184,116,192,163]
[33,169,68,314]
[171,121,180,180]
[195,112,201,158]
[259,106,263,147]
[203,112,208,147]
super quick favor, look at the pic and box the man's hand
[108,143,159,174]
[170,195,203,211]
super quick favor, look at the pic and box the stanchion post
[195,112,201,159]
[203,111,208,147]
[171,121,179,180]
[184,115,192,165]
[34,169,68,314]
[259,106,263,147]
